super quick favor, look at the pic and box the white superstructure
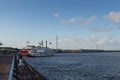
[28,46,53,57]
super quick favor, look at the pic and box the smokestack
[41,40,44,47]
[56,36,58,51]
[46,40,47,48]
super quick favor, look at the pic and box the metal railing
[8,55,47,80]
[8,56,15,80]
[22,59,47,80]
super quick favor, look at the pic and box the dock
[0,55,47,80]
[0,56,13,80]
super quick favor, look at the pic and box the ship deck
[0,56,13,80]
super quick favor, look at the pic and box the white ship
[28,46,53,57]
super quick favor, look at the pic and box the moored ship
[20,41,53,57]
[20,45,34,56]
[28,46,53,57]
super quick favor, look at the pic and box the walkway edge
[8,56,14,80]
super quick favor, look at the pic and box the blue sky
[0,0,120,50]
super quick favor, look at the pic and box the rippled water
[24,52,120,80]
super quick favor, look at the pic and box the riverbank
[54,49,120,53]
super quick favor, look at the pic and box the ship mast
[56,36,58,52]
[46,40,48,48]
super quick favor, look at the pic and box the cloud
[60,36,100,44]
[60,16,96,24]
[68,18,77,23]
[58,36,120,50]
[96,36,120,47]
[106,12,120,23]
[59,37,80,42]
[54,13,59,17]
[117,26,120,29]
[79,16,96,24]
[93,27,113,32]
[83,35,97,43]
[60,18,77,24]
[63,38,74,42]
[96,36,111,45]
[84,35,120,50]
[92,25,120,32]
[59,36,97,44]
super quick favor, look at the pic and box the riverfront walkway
[0,55,47,80]
[0,56,13,80]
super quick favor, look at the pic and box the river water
[24,52,120,80]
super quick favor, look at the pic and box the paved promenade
[0,56,13,80]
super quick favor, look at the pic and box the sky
[0,0,120,50]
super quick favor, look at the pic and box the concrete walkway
[0,56,13,80]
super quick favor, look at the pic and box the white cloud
[58,37,81,49]
[58,36,120,50]
[106,12,120,23]
[93,27,113,32]
[59,36,99,44]
[68,18,77,23]
[96,36,111,45]
[60,16,96,24]
[96,36,120,46]
[63,38,74,42]
[60,18,77,24]
[83,35,97,43]
[79,16,96,24]
[96,36,120,50]
[54,13,59,17]
[60,37,80,42]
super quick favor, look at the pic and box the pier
[0,56,13,80]
[0,55,47,80]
